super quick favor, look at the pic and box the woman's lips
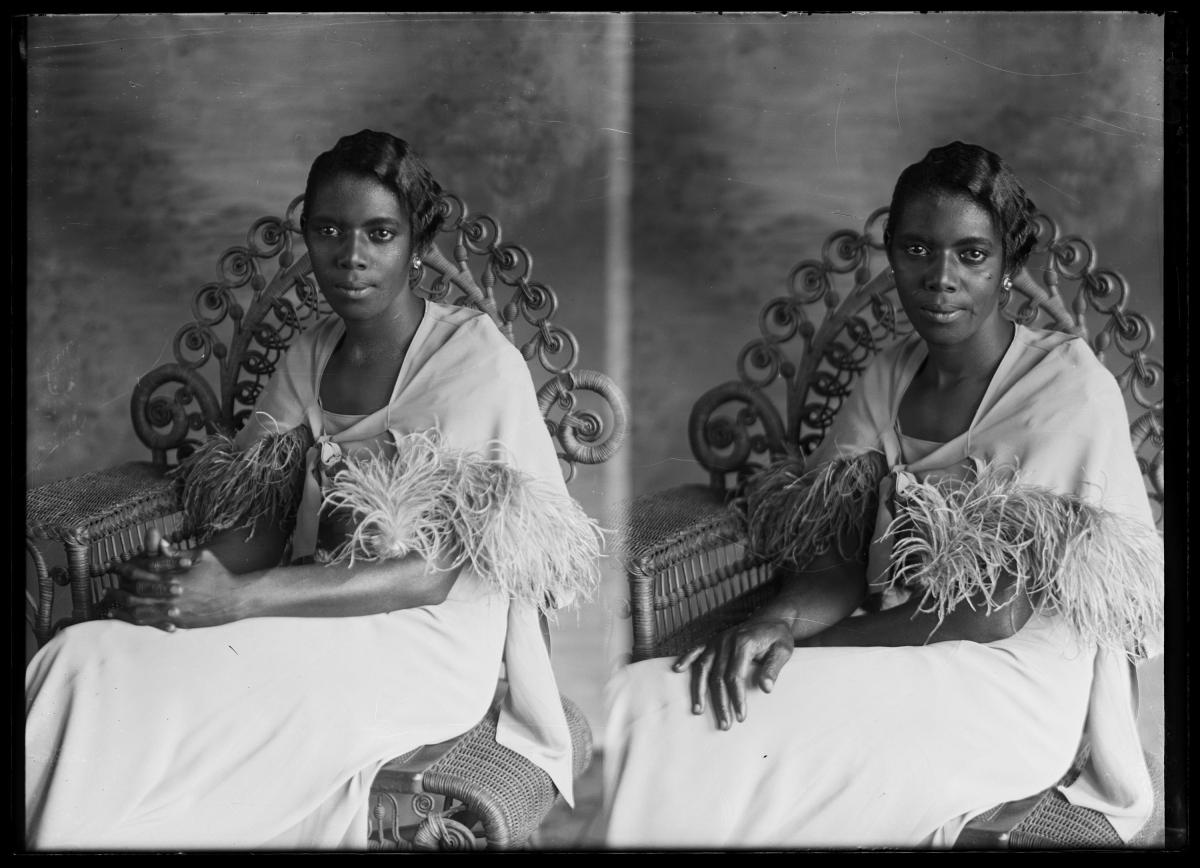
[919,306,965,323]
[334,282,373,298]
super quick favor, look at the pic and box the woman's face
[303,172,414,323]
[887,191,1009,352]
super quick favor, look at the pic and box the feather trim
[172,426,313,539]
[884,462,1163,659]
[740,450,885,567]
[320,429,606,613]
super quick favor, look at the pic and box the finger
[144,555,191,574]
[106,606,139,625]
[709,638,732,730]
[109,601,176,632]
[134,577,183,598]
[143,526,163,556]
[116,564,180,587]
[691,648,714,716]
[674,645,707,672]
[757,642,794,693]
[108,588,178,610]
[727,635,757,723]
[116,571,172,596]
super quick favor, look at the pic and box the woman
[603,142,1162,848]
[25,130,603,850]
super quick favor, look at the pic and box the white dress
[603,612,1096,849]
[26,302,588,850]
[603,326,1159,849]
[26,567,508,849]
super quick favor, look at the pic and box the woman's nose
[924,253,958,292]
[336,233,368,270]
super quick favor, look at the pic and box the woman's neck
[921,319,1015,390]
[338,293,425,365]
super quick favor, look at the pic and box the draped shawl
[798,323,1162,840]
[223,300,584,804]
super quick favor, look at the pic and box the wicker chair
[616,206,1164,848]
[24,191,629,851]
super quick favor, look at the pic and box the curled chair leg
[64,533,95,625]
[26,536,55,648]
[368,695,593,850]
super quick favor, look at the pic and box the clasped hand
[673,617,794,730]
[104,528,239,631]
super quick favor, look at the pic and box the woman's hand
[106,528,242,631]
[672,617,794,730]
[153,548,244,629]
[105,528,191,632]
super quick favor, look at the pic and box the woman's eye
[370,229,396,242]
[315,226,339,238]
[960,249,988,264]
[903,244,928,257]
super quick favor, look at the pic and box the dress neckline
[894,419,946,464]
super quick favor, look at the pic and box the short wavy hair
[302,130,444,256]
[883,141,1039,273]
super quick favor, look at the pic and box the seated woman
[25,130,604,850]
[603,142,1162,849]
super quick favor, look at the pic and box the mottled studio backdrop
[25,12,1165,747]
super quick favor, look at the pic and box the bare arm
[799,573,1033,648]
[110,521,459,629]
[747,551,870,643]
[677,544,1032,730]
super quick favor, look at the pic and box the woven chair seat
[956,786,1123,849]
[614,484,738,571]
[373,694,593,849]
[26,462,179,543]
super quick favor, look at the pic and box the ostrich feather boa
[320,429,606,613]
[174,426,313,539]
[884,462,1163,659]
[741,450,885,567]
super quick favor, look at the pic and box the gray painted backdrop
[25,12,1164,764]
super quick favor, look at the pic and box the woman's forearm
[753,548,1034,648]
[752,555,869,642]
[801,585,1034,648]
[231,553,461,620]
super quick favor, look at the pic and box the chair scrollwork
[130,191,629,480]
[686,207,1164,523]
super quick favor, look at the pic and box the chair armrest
[612,484,778,661]
[26,461,186,637]
[26,461,183,545]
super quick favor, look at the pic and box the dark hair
[883,141,1038,272]
[302,130,444,256]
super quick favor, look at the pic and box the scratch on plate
[601,127,631,135]
[635,456,709,469]
[894,51,903,133]
[1034,176,1080,205]
[1079,114,1143,136]
[1113,109,1163,123]
[1053,116,1127,137]
[833,84,845,169]
[907,30,1088,77]
[228,645,238,655]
